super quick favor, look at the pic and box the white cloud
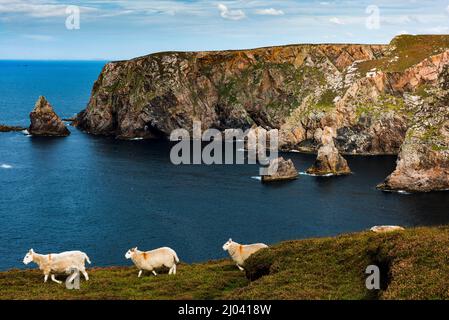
[22,34,55,41]
[255,8,284,16]
[0,0,96,18]
[217,3,246,21]
[329,17,345,25]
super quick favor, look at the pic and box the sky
[1,0,449,60]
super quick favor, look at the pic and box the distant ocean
[1,61,449,271]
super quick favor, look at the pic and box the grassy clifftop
[358,34,449,73]
[1,226,447,300]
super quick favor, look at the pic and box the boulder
[307,127,351,176]
[261,157,299,183]
[29,96,70,137]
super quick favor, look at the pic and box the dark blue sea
[1,61,449,271]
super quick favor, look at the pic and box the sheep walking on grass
[125,247,179,277]
[222,239,268,271]
[23,249,91,284]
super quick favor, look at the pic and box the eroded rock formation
[29,96,70,137]
[377,66,449,192]
[0,125,27,132]
[261,157,298,183]
[306,127,351,176]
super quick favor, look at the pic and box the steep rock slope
[75,43,386,140]
[378,65,449,192]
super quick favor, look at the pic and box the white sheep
[222,239,268,271]
[125,247,179,277]
[370,225,405,233]
[23,249,91,284]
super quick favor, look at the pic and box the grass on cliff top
[0,227,447,300]
[358,34,449,74]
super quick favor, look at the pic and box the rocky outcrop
[377,67,449,192]
[261,157,298,183]
[29,96,70,137]
[0,125,27,132]
[306,127,351,176]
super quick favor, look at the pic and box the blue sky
[1,0,449,60]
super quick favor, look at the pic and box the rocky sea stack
[307,127,351,176]
[261,157,299,183]
[76,35,449,192]
[29,96,70,137]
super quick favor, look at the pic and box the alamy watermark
[65,267,80,290]
[169,121,279,175]
[365,265,381,290]
[65,5,80,30]
[365,5,380,30]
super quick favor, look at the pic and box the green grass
[355,94,410,120]
[1,227,448,300]
[0,260,248,300]
[313,89,338,111]
[358,35,449,74]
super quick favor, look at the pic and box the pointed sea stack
[307,127,351,176]
[29,96,70,137]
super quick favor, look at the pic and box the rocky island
[29,96,70,137]
[0,125,27,132]
[75,35,449,192]
[261,157,299,183]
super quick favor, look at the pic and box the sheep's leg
[51,274,62,284]
[236,264,244,271]
[168,266,173,275]
[44,274,49,283]
[81,270,89,281]
[171,264,177,275]
[138,270,142,278]
[152,270,157,276]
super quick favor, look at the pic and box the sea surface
[1,61,449,271]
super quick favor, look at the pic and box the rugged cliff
[378,65,449,192]
[76,35,449,192]
[75,42,386,140]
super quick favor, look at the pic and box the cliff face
[378,65,449,192]
[76,35,449,192]
[75,43,386,140]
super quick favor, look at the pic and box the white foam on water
[130,137,144,141]
[382,189,412,195]
[1,164,13,169]
[21,130,29,135]
[251,176,262,181]
[299,172,334,177]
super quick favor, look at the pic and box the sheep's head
[125,247,138,259]
[222,239,234,251]
[23,249,34,265]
